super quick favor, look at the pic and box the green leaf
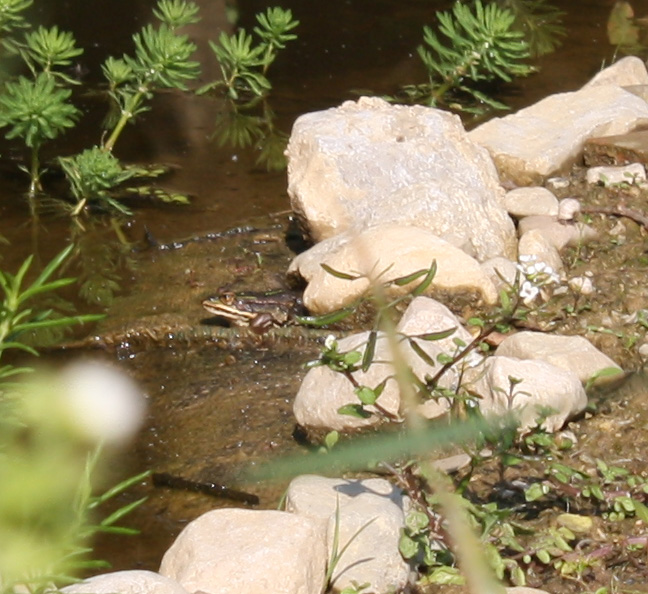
[411,262,437,297]
[296,307,355,327]
[361,330,377,371]
[337,403,371,419]
[355,386,378,406]
[320,263,361,280]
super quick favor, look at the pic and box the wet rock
[289,223,499,315]
[285,475,410,593]
[495,331,622,385]
[62,571,188,594]
[466,356,587,432]
[586,162,646,186]
[581,56,648,88]
[502,187,559,218]
[286,96,516,261]
[469,81,648,186]
[159,509,327,594]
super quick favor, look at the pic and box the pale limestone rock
[582,56,648,88]
[495,331,622,385]
[466,356,587,432]
[586,163,646,186]
[62,571,188,594]
[289,224,499,315]
[286,96,516,260]
[294,298,476,432]
[517,216,597,251]
[557,198,581,222]
[469,85,648,185]
[481,257,518,291]
[502,187,559,218]
[159,509,327,594]
[568,276,595,296]
[285,475,410,593]
[294,331,402,432]
[518,229,563,274]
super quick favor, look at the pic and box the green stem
[103,88,146,152]
[28,144,41,197]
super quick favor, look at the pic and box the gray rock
[469,84,648,186]
[286,96,516,261]
[285,475,410,593]
[159,509,327,594]
[466,356,587,432]
[62,571,188,594]
[502,187,559,218]
[495,331,622,385]
[289,223,499,315]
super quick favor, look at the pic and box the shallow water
[0,0,645,576]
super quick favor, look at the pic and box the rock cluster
[71,58,647,594]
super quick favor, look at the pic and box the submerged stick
[152,472,259,505]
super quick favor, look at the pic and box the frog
[201,289,305,334]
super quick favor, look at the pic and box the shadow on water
[0,0,643,573]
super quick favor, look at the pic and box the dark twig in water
[152,472,259,505]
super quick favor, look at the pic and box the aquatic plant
[395,0,536,113]
[198,6,298,101]
[0,0,200,213]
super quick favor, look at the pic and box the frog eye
[221,291,236,305]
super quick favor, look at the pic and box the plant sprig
[198,6,298,100]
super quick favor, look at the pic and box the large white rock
[286,96,516,261]
[294,331,402,432]
[62,571,188,594]
[159,509,327,594]
[293,297,478,431]
[469,85,648,186]
[285,475,410,593]
[582,56,648,88]
[466,356,587,432]
[289,223,499,314]
[495,331,622,385]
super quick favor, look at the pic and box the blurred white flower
[59,361,146,445]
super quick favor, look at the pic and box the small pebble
[557,198,580,222]
[568,276,595,295]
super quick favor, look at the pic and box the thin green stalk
[103,89,146,152]
[28,143,41,196]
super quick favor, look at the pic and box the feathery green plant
[0,244,102,380]
[396,0,535,113]
[198,6,298,100]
